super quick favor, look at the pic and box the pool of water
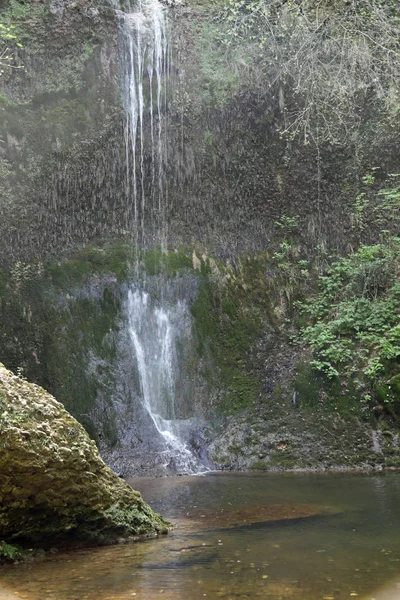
[1,472,400,600]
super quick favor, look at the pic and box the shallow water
[1,472,400,600]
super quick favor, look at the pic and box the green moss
[390,374,400,398]
[0,363,170,552]
[227,445,244,457]
[46,242,133,290]
[270,457,297,469]
[251,461,269,470]
[0,242,132,442]
[103,504,168,537]
[143,248,193,276]
[294,361,367,420]
[44,290,121,436]
[375,383,391,404]
[192,273,262,414]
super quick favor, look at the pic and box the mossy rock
[0,363,169,550]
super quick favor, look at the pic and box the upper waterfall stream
[118,0,169,251]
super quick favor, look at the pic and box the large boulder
[0,363,168,549]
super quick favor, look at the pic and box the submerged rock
[176,503,335,533]
[0,363,168,553]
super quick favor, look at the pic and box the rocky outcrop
[0,363,168,552]
[209,402,400,472]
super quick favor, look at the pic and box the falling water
[127,287,204,473]
[117,1,205,473]
[118,0,168,251]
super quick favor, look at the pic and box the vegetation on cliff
[298,239,400,407]
[214,0,400,146]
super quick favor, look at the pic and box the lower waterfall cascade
[127,285,208,474]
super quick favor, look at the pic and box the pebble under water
[1,472,400,600]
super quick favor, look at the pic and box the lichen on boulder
[0,363,169,553]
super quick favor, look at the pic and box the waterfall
[127,287,204,473]
[116,1,206,474]
[118,0,168,251]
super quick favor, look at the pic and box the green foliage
[0,20,23,76]
[0,541,24,562]
[0,0,47,77]
[196,23,240,109]
[274,215,299,232]
[376,175,400,226]
[218,0,268,46]
[352,172,400,233]
[268,216,311,310]
[0,156,11,179]
[298,238,400,413]
[3,0,41,23]
[1,0,96,94]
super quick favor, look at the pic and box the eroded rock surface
[0,363,168,549]
[209,403,400,472]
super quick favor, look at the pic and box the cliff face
[0,362,168,555]
[0,0,124,263]
[0,0,399,475]
[1,0,398,265]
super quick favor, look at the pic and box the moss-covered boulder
[0,363,168,552]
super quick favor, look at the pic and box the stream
[1,472,400,599]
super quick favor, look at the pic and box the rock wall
[0,0,125,263]
[1,0,398,265]
[2,244,399,476]
[0,0,399,475]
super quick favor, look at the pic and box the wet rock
[208,404,400,472]
[0,364,169,551]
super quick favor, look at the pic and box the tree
[218,0,400,146]
[0,21,22,77]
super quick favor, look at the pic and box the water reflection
[1,472,400,600]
